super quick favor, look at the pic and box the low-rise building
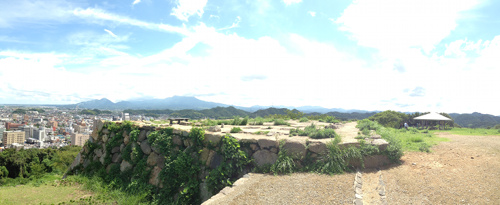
[71,133,89,146]
[2,131,25,146]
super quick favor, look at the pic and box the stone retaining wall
[68,120,391,202]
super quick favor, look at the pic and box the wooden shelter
[414,112,452,130]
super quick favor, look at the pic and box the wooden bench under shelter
[168,118,189,125]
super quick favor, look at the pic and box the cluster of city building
[0,106,139,151]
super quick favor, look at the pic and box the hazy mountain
[75,98,115,109]
[69,97,376,114]
[69,96,228,110]
[449,112,500,128]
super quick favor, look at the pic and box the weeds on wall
[206,134,252,194]
[270,140,295,175]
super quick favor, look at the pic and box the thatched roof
[414,112,452,121]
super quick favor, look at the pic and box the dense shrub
[273,119,290,126]
[289,123,339,139]
[230,127,243,133]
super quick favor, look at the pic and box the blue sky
[1,0,499,115]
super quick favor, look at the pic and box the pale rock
[69,153,81,171]
[258,139,277,149]
[172,135,183,146]
[120,160,132,172]
[138,130,147,142]
[112,146,120,154]
[112,152,122,163]
[282,140,307,159]
[207,126,221,132]
[147,152,159,166]
[102,134,108,143]
[203,134,221,146]
[270,147,278,154]
[123,131,130,145]
[371,139,389,151]
[308,142,327,154]
[140,140,152,155]
[95,149,103,158]
[250,144,259,151]
[200,148,210,163]
[149,166,162,186]
[252,150,278,166]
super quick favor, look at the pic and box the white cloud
[283,0,302,6]
[171,0,208,22]
[73,8,189,35]
[336,0,479,55]
[132,0,141,5]
[308,11,316,17]
[0,0,75,28]
[218,16,241,30]
[104,29,118,38]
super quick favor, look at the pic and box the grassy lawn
[0,174,150,205]
[431,127,500,136]
[0,182,92,205]
[389,128,450,152]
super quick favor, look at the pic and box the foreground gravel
[205,172,356,205]
[205,133,500,205]
[383,133,500,204]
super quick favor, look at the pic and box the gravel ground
[205,131,500,205]
[383,133,500,204]
[206,173,356,205]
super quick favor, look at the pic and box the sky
[0,0,499,115]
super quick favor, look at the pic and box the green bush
[299,117,309,122]
[232,116,241,126]
[409,136,423,143]
[361,127,370,136]
[230,127,243,133]
[252,117,264,125]
[368,110,408,128]
[273,119,290,126]
[290,123,339,139]
[318,141,362,174]
[418,143,431,152]
[240,117,249,126]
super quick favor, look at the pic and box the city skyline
[1,0,500,115]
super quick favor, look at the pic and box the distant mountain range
[60,96,500,128]
[449,112,500,128]
[66,96,374,114]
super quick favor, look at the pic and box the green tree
[369,110,408,128]
[0,166,8,179]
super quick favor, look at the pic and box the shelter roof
[414,112,452,121]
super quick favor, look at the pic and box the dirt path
[336,121,359,143]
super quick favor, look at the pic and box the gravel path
[204,173,356,205]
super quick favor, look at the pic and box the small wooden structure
[414,113,452,130]
[168,118,189,125]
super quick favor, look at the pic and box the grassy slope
[0,180,92,205]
